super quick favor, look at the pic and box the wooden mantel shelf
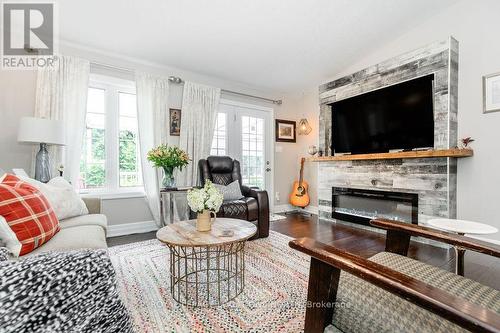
[307,148,473,162]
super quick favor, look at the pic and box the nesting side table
[159,187,192,226]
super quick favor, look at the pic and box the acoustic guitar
[289,157,310,208]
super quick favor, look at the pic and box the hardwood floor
[107,231,157,247]
[107,213,500,290]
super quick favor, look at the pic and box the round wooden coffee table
[156,218,257,307]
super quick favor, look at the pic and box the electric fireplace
[332,187,418,226]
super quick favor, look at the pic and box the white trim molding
[107,220,158,238]
[81,191,146,200]
[274,204,318,215]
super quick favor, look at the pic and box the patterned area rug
[108,231,310,333]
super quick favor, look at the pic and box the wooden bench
[289,218,500,333]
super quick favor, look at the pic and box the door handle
[266,168,271,172]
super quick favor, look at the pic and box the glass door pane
[214,102,272,197]
[241,115,265,189]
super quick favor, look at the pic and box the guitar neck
[298,158,305,186]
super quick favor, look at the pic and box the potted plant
[147,144,190,188]
[460,137,475,149]
[187,180,223,231]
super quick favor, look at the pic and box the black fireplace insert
[332,187,418,226]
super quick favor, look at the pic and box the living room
[1,0,500,332]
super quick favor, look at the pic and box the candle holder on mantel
[308,145,318,156]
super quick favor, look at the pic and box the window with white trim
[79,75,143,193]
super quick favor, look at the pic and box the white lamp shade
[18,117,66,145]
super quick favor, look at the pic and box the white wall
[316,0,500,240]
[0,70,37,173]
[273,91,319,211]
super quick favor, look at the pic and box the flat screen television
[330,74,434,155]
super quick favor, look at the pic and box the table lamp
[17,117,66,183]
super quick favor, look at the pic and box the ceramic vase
[196,209,216,232]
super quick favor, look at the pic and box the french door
[210,101,273,195]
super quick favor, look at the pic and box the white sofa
[26,197,108,256]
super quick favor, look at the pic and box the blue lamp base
[35,143,51,183]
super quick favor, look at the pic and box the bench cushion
[26,225,106,256]
[59,213,107,231]
[327,252,500,333]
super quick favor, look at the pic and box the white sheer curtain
[135,72,169,225]
[34,55,90,187]
[178,82,221,186]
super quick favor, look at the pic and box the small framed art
[169,108,181,136]
[483,72,500,113]
[275,119,296,143]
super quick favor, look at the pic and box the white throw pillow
[21,177,89,220]
[0,216,22,257]
[213,180,244,201]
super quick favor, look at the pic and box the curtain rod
[90,61,283,105]
[168,76,282,105]
[220,89,282,105]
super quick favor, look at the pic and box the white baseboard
[274,204,318,215]
[107,220,159,238]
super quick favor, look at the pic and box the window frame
[79,74,144,196]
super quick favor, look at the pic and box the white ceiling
[57,0,458,93]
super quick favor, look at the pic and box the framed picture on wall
[275,119,296,143]
[483,72,500,113]
[169,108,181,136]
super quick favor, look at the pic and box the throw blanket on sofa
[0,248,133,333]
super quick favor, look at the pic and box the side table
[427,218,498,276]
[159,187,192,226]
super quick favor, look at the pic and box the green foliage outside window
[80,128,141,188]
[119,130,137,172]
[80,127,106,188]
[92,129,105,160]
[86,164,105,187]
[119,130,141,187]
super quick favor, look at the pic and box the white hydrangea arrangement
[187,180,224,213]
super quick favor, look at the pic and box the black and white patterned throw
[0,249,133,333]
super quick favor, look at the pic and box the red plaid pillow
[0,174,60,256]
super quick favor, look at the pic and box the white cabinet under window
[80,74,143,193]
[210,101,273,192]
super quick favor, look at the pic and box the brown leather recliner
[197,156,269,239]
